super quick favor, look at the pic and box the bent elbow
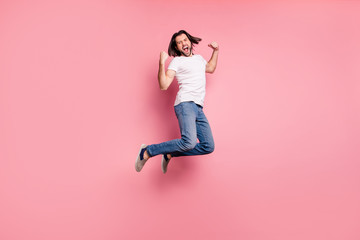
[206,65,216,74]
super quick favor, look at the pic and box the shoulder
[169,56,182,64]
[194,54,205,60]
[194,54,207,64]
[168,56,182,70]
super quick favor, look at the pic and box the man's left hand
[208,42,219,51]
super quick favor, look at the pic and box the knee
[201,139,214,154]
[182,138,197,151]
[205,141,215,154]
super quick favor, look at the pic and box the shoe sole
[135,144,148,172]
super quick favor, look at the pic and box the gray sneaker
[161,154,171,174]
[135,144,148,172]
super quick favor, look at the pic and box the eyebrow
[177,37,188,43]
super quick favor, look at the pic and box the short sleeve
[168,57,179,72]
[200,55,207,65]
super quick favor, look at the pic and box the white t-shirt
[168,54,208,106]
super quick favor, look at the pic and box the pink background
[1,1,359,239]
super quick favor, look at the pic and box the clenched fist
[208,42,219,51]
[160,51,169,64]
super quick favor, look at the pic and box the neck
[182,52,193,57]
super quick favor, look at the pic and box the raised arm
[206,42,219,74]
[158,51,176,90]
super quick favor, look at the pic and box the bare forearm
[208,49,219,72]
[158,62,167,89]
[206,42,219,73]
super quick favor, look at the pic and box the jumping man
[136,30,219,173]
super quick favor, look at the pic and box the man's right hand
[160,51,169,64]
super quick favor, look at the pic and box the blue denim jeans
[147,101,215,158]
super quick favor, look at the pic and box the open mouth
[182,46,189,53]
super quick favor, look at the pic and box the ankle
[144,150,150,160]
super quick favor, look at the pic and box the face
[175,33,192,57]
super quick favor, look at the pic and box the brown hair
[168,30,202,57]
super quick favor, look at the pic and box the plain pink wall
[1,1,359,240]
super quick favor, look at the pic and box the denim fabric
[147,101,214,157]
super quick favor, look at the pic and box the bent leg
[172,106,214,157]
[146,102,198,157]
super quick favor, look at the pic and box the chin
[183,51,192,57]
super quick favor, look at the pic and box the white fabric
[168,54,208,106]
